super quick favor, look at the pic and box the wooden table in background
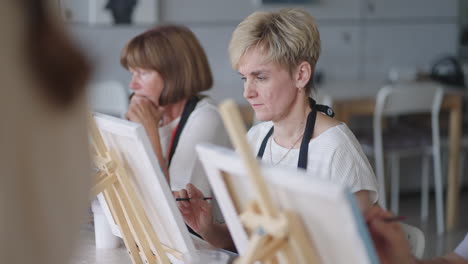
[317,81,464,232]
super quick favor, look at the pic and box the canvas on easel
[90,113,198,264]
[195,100,380,264]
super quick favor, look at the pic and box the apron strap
[256,98,334,170]
[167,96,200,167]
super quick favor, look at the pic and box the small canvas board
[196,143,379,264]
[93,113,196,258]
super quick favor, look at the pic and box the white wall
[70,0,462,191]
[70,0,459,104]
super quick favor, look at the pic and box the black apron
[256,98,334,170]
[166,95,203,239]
[167,96,200,167]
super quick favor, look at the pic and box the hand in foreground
[365,206,417,264]
[174,183,214,236]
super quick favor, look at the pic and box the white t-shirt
[247,120,379,203]
[159,96,230,197]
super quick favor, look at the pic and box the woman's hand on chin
[125,95,164,127]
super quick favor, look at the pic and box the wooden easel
[219,100,320,264]
[89,116,179,264]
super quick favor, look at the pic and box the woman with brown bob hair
[121,25,229,227]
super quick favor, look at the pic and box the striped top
[247,121,379,204]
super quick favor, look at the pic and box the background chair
[401,222,425,258]
[358,83,444,234]
[88,80,129,118]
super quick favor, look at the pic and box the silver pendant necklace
[269,132,304,166]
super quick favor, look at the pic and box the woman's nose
[129,77,139,91]
[243,80,256,99]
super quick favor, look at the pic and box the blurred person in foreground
[1,0,92,263]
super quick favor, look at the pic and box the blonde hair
[121,25,213,106]
[229,8,320,93]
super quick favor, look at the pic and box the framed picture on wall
[61,0,158,25]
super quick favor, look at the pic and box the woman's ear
[294,61,312,90]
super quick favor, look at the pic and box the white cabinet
[358,0,459,80]
[161,0,361,23]
[269,0,362,20]
[362,0,458,19]
[61,0,93,23]
[362,23,458,80]
[317,25,362,81]
[190,25,245,103]
[161,0,458,23]
[161,0,254,22]
[72,0,460,105]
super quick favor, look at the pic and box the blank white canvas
[196,143,379,264]
[93,113,196,258]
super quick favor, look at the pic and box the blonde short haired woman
[176,9,378,250]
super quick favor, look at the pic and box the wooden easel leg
[287,212,320,264]
[280,251,292,264]
[255,237,287,261]
[265,256,280,264]
[103,189,143,264]
[91,172,117,197]
[113,184,157,264]
[236,234,270,264]
[110,149,172,264]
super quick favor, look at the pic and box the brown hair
[121,25,213,106]
[21,0,91,109]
